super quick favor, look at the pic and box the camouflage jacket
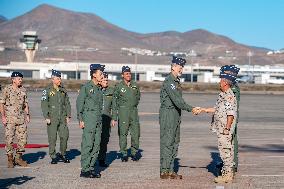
[0,84,28,124]
[211,88,237,135]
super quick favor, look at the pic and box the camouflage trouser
[217,133,234,176]
[5,123,27,155]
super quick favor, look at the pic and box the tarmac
[0,92,283,189]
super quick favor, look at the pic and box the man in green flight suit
[76,64,104,178]
[160,56,200,180]
[217,65,240,174]
[112,66,141,162]
[41,69,71,164]
[98,72,114,167]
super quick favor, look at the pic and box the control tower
[19,31,41,63]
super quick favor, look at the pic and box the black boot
[58,154,70,163]
[51,158,57,164]
[121,156,128,162]
[131,153,141,161]
[90,171,101,178]
[80,171,92,178]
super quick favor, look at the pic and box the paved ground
[0,92,283,189]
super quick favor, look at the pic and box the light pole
[134,53,137,82]
[188,50,196,83]
[75,48,78,80]
[247,51,253,79]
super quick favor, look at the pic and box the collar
[122,80,132,87]
[169,73,179,82]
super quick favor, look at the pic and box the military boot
[168,172,183,179]
[7,154,14,168]
[160,172,170,179]
[214,172,234,183]
[15,153,28,167]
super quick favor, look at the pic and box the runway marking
[242,175,284,177]
[266,156,284,158]
[139,112,159,115]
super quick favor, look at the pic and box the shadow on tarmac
[206,152,222,177]
[67,149,81,161]
[23,151,46,164]
[0,176,35,189]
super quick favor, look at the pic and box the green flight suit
[98,86,114,161]
[76,81,103,172]
[160,73,193,173]
[41,85,71,159]
[231,83,240,170]
[112,80,140,157]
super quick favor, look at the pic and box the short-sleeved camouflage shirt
[211,88,237,135]
[0,84,28,124]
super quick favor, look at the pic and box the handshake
[192,107,212,115]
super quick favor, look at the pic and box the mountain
[0,4,282,65]
[0,15,7,23]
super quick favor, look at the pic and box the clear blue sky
[0,0,283,50]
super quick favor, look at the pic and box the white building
[0,61,284,84]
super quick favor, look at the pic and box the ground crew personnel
[159,56,199,179]
[112,66,141,162]
[76,64,104,178]
[41,69,71,164]
[0,72,30,168]
[98,72,114,167]
[201,72,237,183]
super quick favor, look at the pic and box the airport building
[0,61,284,84]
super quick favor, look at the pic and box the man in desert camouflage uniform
[200,72,237,183]
[216,65,240,174]
[0,72,30,168]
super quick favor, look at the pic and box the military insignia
[121,88,126,93]
[89,89,94,93]
[41,90,47,101]
[227,96,234,102]
[170,84,176,90]
[49,91,55,96]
